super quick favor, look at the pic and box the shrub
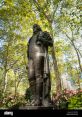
[68,92,82,109]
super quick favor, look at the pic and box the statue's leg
[28,59,36,104]
[42,72,51,106]
[42,76,51,106]
[47,75,51,101]
[33,56,44,106]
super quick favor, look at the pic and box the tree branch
[33,0,52,23]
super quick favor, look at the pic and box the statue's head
[33,24,42,34]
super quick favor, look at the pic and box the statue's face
[33,24,41,34]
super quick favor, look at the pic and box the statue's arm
[44,31,53,46]
[37,31,53,47]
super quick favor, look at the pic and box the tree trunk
[2,42,9,97]
[51,45,61,94]
[65,32,82,89]
[71,40,82,73]
[50,23,61,94]
[2,70,7,98]
[71,41,81,89]
[14,73,17,99]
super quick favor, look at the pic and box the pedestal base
[19,105,55,110]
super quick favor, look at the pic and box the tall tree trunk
[51,46,61,93]
[14,73,17,99]
[2,44,9,98]
[50,24,61,94]
[71,40,81,89]
[2,70,7,98]
[71,40,82,73]
[65,33,82,89]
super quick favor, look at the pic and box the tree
[57,0,82,89]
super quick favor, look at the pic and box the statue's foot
[30,99,42,106]
[42,100,52,107]
[34,100,42,106]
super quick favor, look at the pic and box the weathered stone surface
[9,103,55,110]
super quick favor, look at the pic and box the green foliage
[25,88,33,102]
[59,99,68,109]
[0,93,27,109]
[68,93,82,109]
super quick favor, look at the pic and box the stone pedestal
[19,105,55,110]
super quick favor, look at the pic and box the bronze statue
[27,24,53,106]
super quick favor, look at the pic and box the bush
[68,92,82,109]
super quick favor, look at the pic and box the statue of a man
[27,24,53,106]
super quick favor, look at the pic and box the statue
[27,24,53,107]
